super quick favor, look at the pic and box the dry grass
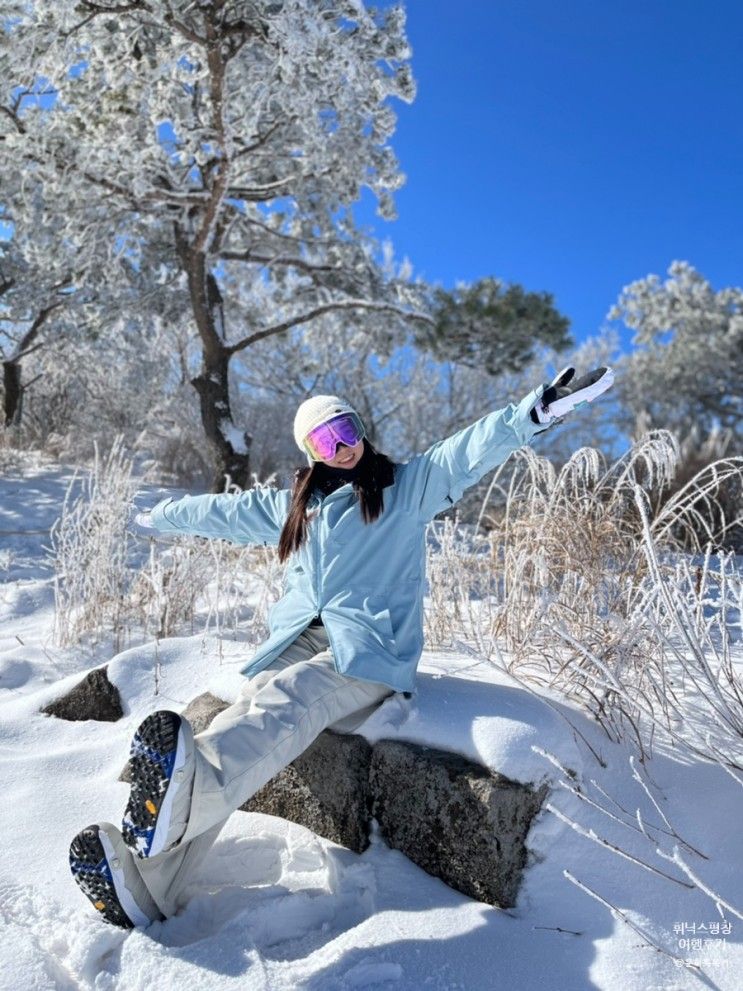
[49,443,283,655]
[424,430,743,769]
[50,438,141,650]
[423,430,743,952]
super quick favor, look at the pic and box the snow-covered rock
[68,668,550,907]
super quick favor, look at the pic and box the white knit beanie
[293,394,362,465]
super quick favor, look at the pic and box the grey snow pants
[134,624,392,918]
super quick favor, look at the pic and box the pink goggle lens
[303,412,365,461]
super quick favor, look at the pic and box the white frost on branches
[609,261,743,438]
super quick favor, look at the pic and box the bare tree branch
[219,250,337,276]
[226,299,433,356]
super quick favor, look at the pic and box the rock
[369,740,548,908]
[242,731,373,853]
[42,665,123,722]
[182,691,230,734]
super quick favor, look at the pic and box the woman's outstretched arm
[406,385,548,523]
[405,367,614,522]
[129,486,292,547]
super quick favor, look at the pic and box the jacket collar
[309,462,397,507]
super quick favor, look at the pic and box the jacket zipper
[312,494,322,614]
[311,486,344,608]
[311,491,341,674]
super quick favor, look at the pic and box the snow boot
[121,710,195,859]
[69,822,163,928]
[530,365,615,425]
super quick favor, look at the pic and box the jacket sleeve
[148,486,291,546]
[406,385,549,523]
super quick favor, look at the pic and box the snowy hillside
[1,458,741,991]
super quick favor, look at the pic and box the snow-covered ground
[1,458,741,991]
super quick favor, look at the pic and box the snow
[219,418,249,455]
[0,459,741,991]
[358,665,583,787]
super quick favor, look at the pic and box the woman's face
[322,438,364,470]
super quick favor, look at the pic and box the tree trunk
[2,299,63,430]
[2,360,21,427]
[177,233,252,492]
[191,352,253,492]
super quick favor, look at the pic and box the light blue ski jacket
[148,386,547,693]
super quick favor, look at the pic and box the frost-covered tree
[0,177,77,428]
[0,139,185,438]
[1,1,428,489]
[609,261,743,440]
[1,282,69,430]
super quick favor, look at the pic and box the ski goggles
[302,411,366,461]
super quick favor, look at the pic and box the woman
[69,366,613,928]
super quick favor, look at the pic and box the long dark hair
[277,439,397,563]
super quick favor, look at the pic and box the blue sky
[354,0,743,350]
